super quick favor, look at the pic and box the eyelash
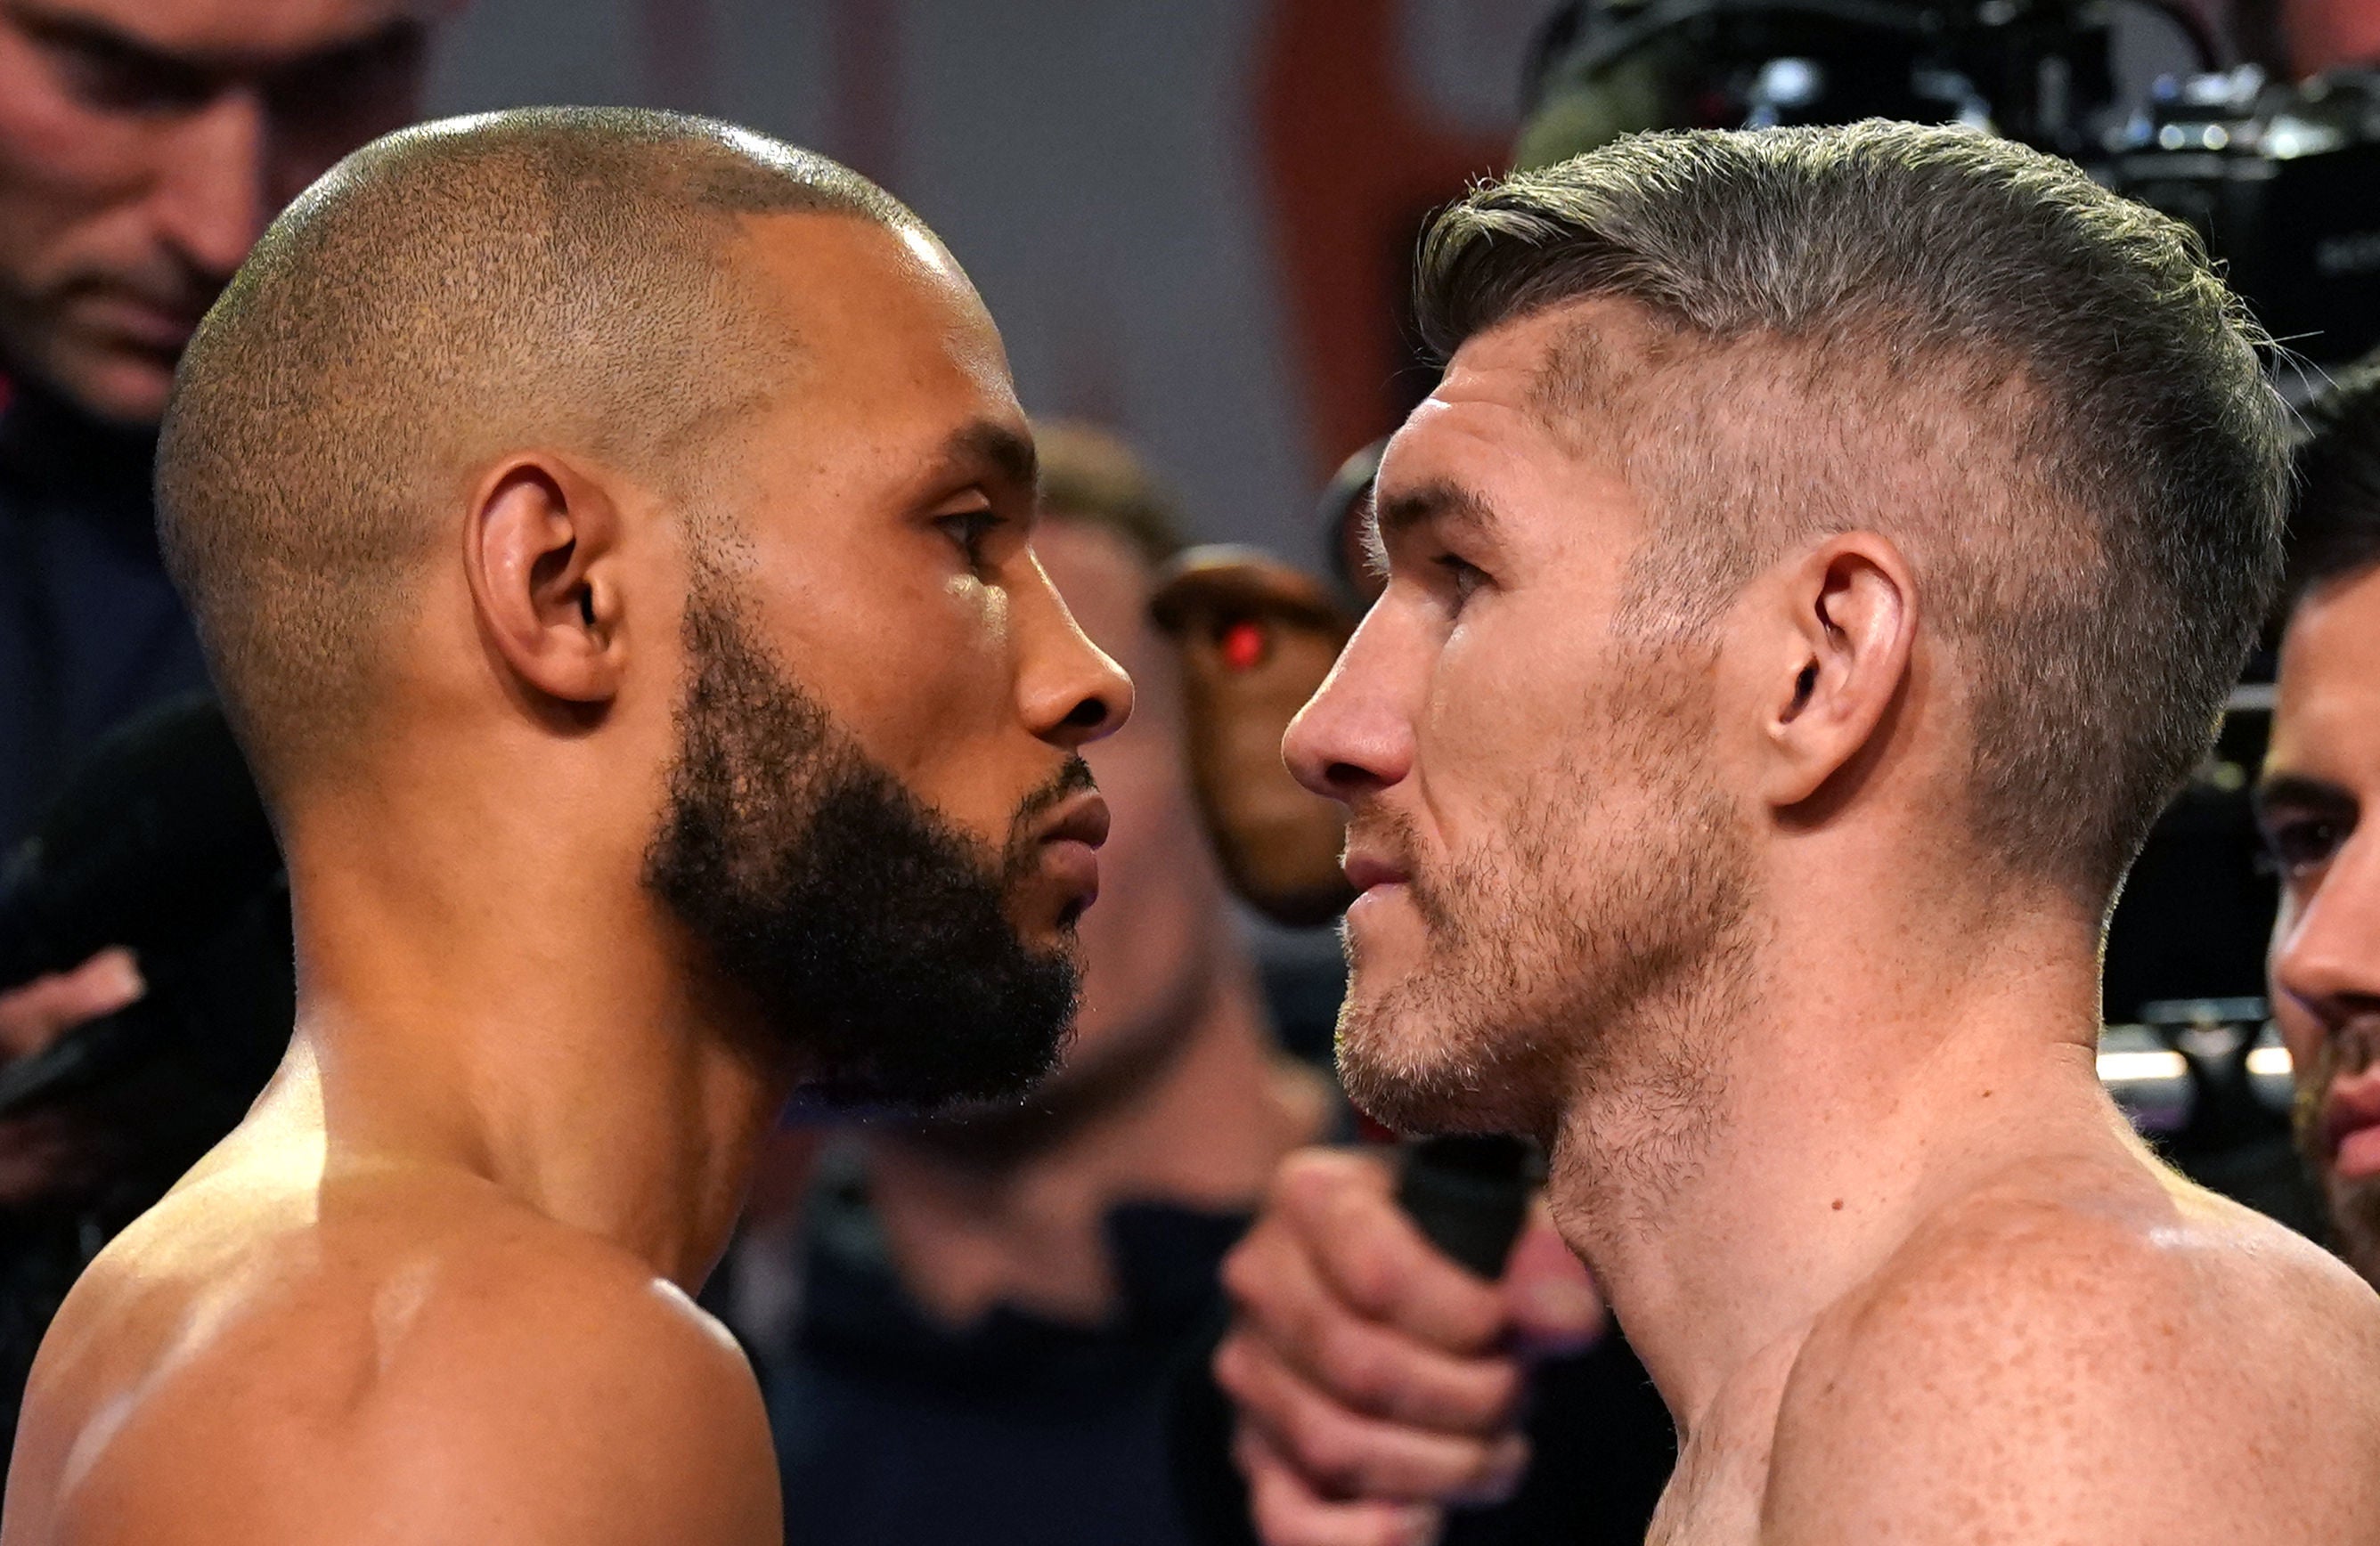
[937,510,1004,569]
[1436,553,1487,603]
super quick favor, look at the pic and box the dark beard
[642,588,1087,1109]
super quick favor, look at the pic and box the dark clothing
[748,1158,1675,1546]
[763,1161,1240,1546]
[0,379,208,855]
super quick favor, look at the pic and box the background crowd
[3,0,2379,1542]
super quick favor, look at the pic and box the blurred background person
[2265,362,2380,1285]
[0,0,445,851]
[712,423,1675,1546]
[0,0,449,1480]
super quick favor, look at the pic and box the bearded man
[1,107,1129,1544]
[2264,363,2380,1286]
[1211,122,2380,1546]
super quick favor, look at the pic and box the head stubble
[642,581,1089,1110]
[1335,641,1764,1227]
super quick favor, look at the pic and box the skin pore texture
[861,513,1333,1329]
[0,120,1132,1545]
[2266,566,2380,1283]
[0,0,438,422]
[1254,299,2380,1545]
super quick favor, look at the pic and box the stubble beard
[2294,1022,2380,1283]
[1334,662,1762,1224]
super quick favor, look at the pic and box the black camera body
[1526,0,2380,360]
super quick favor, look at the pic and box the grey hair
[1414,121,2288,907]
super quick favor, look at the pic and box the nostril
[1324,761,1373,791]
[1062,696,1107,730]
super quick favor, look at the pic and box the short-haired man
[2264,365,2380,1289]
[1213,122,2380,1545]
[2,107,1129,1543]
[0,0,444,849]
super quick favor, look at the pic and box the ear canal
[1792,662,1818,712]
[578,588,596,627]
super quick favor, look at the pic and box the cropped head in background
[2263,362,2380,1283]
[155,108,1130,1107]
[1285,122,2287,1142]
[0,0,449,424]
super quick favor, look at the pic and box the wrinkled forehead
[1372,302,1659,557]
[2272,566,2380,784]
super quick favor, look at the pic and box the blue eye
[1436,553,1487,605]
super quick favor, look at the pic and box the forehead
[1377,303,1648,548]
[735,213,1023,450]
[17,0,434,55]
[2272,566,2380,785]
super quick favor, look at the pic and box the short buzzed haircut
[157,107,919,796]
[2288,357,2380,609]
[1414,121,2289,907]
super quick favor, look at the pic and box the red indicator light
[1219,619,1269,671]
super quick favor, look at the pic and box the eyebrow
[1365,480,1504,555]
[934,419,1038,500]
[7,2,423,81]
[2251,772,2358,819]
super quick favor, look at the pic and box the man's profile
[2264,362,2380,1289]
[1215,122,2380,1544]
[0,107,1129,1544]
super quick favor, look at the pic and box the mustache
[1010,755,1097,836]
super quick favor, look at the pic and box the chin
[53,348,175,428]
[1335,979,1544,1138]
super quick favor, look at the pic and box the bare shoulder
[1764,1163,2380,1545]
[8,1162,778,1546]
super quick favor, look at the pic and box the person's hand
[0,948,144,1206]
[0,948,144,1062]
[1214,1145,1606,1546]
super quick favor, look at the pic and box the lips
[1037,792,1111,851]
[1034,793,1110,913]
[2322,1071,2380,1181]
[1341,850,1411,895]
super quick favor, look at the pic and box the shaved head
[154,106,919,795]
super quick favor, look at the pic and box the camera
[1525,0,2380,361]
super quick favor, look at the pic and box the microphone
[0,694,279,992]
[1395,1135,1536,1280]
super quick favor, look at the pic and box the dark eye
[935,509,1003,570]
[2260,816,2351,881]
[38,28,216,114]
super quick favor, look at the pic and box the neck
[865,956,1329,1325]
[1547,877,2121,1431]
[273,796,795,1293]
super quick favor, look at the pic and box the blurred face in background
[2286,0,2380,75]
[0,0,439,424]
[2262,565,2380,1282]
[976,512,1229,1116]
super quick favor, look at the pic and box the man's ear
[1757,532,1915,809]
[461,454,627,705]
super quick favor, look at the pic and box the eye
[934,508,1004,571]
[2259,815,2351,882]
[1435,553,1488,606]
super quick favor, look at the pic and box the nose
[1282,606,1414,804]
[2271,830,2380,1030]
[1018,561,1133,753]
[151,89,272,281]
